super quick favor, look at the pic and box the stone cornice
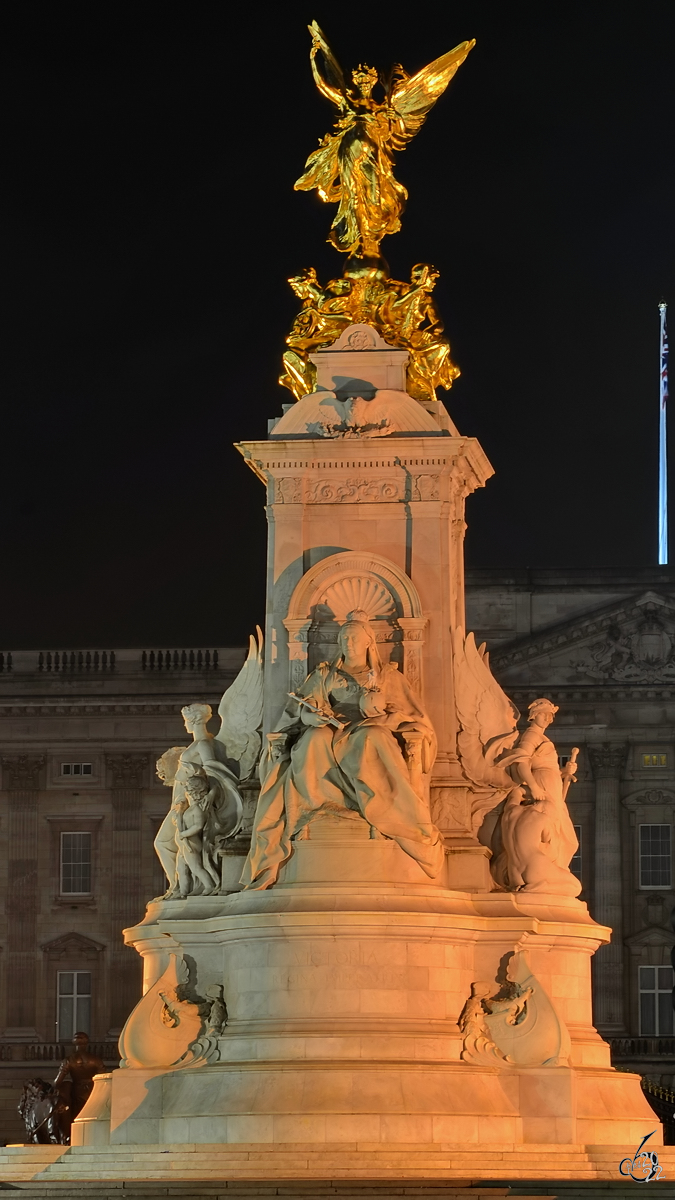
[509,687,675,703]
[0,701,213,716]
[236,437,495,498]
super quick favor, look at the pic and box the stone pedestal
[67,328,664,1176]
[70,820,656,1160]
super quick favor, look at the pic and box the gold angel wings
[295,23,475,258]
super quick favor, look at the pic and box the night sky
[2,2,674,650]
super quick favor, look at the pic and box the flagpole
[659,301,669,565]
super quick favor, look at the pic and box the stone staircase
[2,1143,675,1188]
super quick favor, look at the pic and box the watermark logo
[619,1131,664,1182]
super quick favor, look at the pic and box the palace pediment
[487,590,675,687]
[41,932,105,958]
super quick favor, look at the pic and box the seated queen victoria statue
[241,611,444,889]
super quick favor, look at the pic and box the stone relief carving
[642,893,669,928]
[153,632,263,899]
[106,754,148,789]
[1,755,45,789]
[622,789,675,811]
[41,933,105,960]
[412,474,440,501]
[458,981,514,1065]
[453,630,581,896]
[275,477,303,504]
[489,592,675,688]
[305,478,403,504]
[459,950,570,1068]
[118,953,204,1070]
[242,610,443,889]
[117,954,230,1070]
[430,786,470,831]
[320,576,396,622]
[187,984,229,1067]
[577,602,675,683]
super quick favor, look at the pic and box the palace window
[570,825,582,882]
[639,825,672,888]
[639,966,674,1036]
[56,971,91,1039]
[642,754,667,768]
[60,832,92,895]
[61,763,92,776]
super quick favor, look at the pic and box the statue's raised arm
[307,21,347,108]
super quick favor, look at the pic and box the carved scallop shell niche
[282,550,427,694]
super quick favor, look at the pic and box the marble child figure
[173,773,221,897]
[241,610,444,889]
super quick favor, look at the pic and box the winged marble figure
[153,629,264,898]
[296,22,475,258]
[453,630,581,896]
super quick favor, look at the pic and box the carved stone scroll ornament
[459,950,570,1068]
[304,478,404,504]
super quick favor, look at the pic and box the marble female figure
[153,746,188,897]
[241,611,444,889]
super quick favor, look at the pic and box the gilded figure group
[280,261,460,403]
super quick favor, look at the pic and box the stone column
[1,755,45,1036]
[106,753,148,1033]
[589,742,627,1033]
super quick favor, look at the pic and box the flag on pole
[659,302,669,565]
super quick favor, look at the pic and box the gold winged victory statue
[280,23,474,404]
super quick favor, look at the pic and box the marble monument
[14,20,666,1183]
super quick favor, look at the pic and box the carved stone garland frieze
[305,478,404,504]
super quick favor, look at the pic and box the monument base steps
[2,1143,675,1186]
